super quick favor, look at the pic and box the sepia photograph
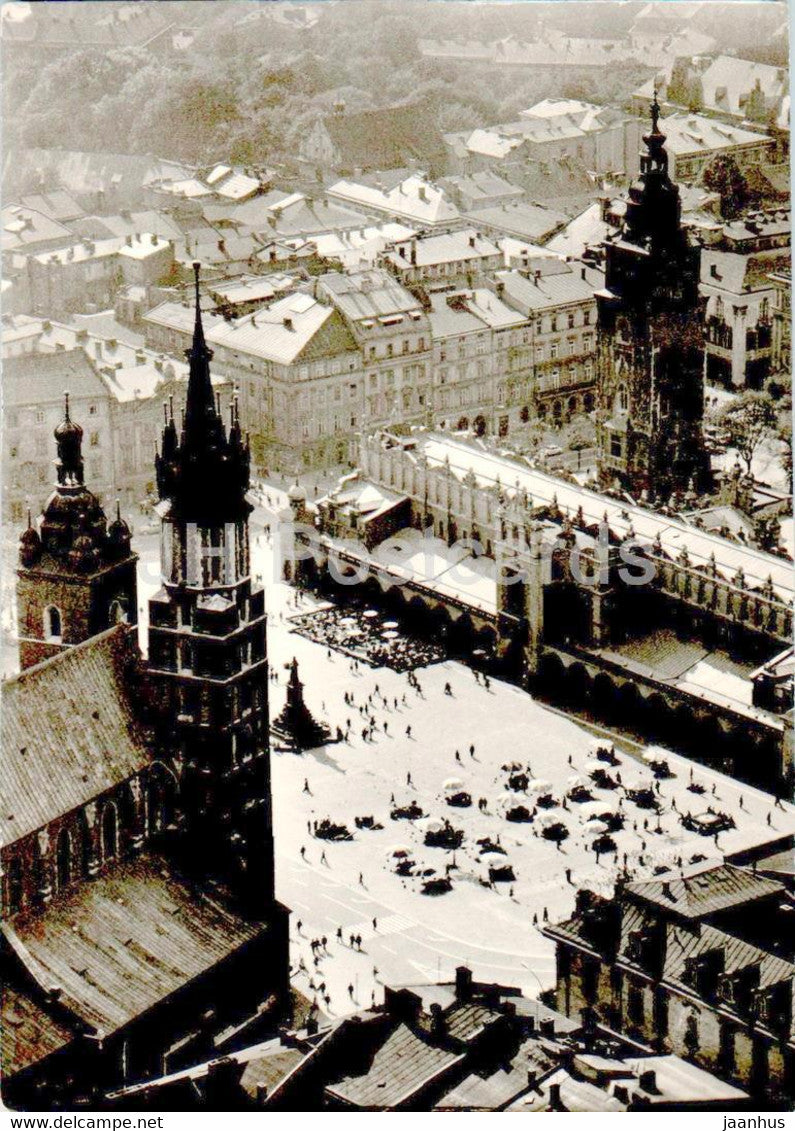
[0,0,792,1116]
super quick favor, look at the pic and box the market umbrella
[528,779,553,794]
[383,621,399,629]
[585,817,609,832]
[363,609,379,619]
[443,778,464,791]
[419,817,445,833]
[382,630,399,640]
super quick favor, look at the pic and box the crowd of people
[292,605,446,672]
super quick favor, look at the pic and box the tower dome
[107,500,132,554]
[18,513,41,567]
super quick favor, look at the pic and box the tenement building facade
[544,864,795,1105]
[1,267,289,1109]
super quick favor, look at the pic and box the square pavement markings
[346,913,415,941]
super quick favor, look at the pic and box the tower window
[44,606,62,641]
[611,433,623,458]
[109,599,127,625]
[616,384,628,413]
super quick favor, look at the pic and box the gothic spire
[183,261,217,448]
[154,263,251,522]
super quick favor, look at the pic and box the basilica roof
[1,626,150,844]
[3,852,265,1038]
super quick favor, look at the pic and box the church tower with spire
[16,394,138,671]
[595,96,711,501]
[147,264,282,923]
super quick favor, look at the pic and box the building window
[101,803,118,861]
[584,310,591,325]
[89,404,97,415]
[568,312,575,329]
[616,384,628,412]
[550,342,558,359]
[6,856,23,913]
[56,827,72,890]
[44,606,62,641]
[627,982,644,1026]
[109,599,127,624]
[90,431,100,447]
[35,411,44,424]
[610,433,623,458]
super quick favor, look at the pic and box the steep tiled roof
[2,348,109,409]
[1,627,149,844]
[662,920,794,991]
[328,175,459,227]
[383,229,500,270]
[3,853,265,1036]
[1,205,72,252]
[318,269,422,322]
[464,201,568,244]
[495,266,599,312]
[660,113,771,157]
[626,863,785,919]
[1,983,77,1078]
[18,191,84,224]
[326,1022,463,1108]
[444,1001,499,1042]
[317,101,447,174]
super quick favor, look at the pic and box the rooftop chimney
[639,1069,657,1093]
[548,1082,564,1110]
[455,965,473,1001]
[283,317,294,331]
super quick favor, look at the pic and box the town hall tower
[595,97,710,501]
